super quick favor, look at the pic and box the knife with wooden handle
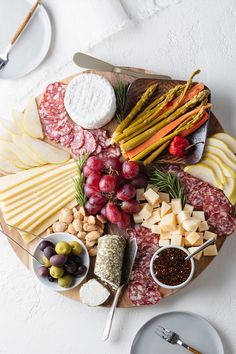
[73,52,171,80]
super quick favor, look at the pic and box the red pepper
[169,136,190,157]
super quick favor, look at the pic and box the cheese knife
[102,237,138,341]
[73,52,171,80]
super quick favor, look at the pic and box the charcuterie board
[0,68,231,307]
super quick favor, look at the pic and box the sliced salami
[128,280,161,306]
[71,126,85,150]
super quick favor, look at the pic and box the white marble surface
[1,0,236,353]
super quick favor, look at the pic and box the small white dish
[32,232,90,292]
[0,0,52,79]
[150,245,195,290]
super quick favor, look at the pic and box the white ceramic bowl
[150,245,195,290]
[32,232,90,292]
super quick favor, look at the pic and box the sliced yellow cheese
[3,177,75,218]
[22,134,70,164]
[5,185,75,227]
[2,171,75,212]
[20,200,77,243]
[0,161,75,198]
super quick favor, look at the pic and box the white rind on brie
[64,73,116,129]
[80,279,110,307]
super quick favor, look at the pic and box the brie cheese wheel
[64,73,116,129]
[80,279,110,307]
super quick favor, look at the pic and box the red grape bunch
[82,156,147,228]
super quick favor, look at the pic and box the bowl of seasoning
[150,246,195,290]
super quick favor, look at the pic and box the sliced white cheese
[143,188,160,206]
[0,118,20,135]
[160,201,172,217]
[171,198,182,214]
[188,247,202,261]
[160,213,177,232]
[192,211,205,221]
[22,134,70,164]
[203,245,218,256]
[23,97,44,139]
[80,279,110,307]
[12,134,45,165]
[64,73,116,129]
[204,231,217,240]
[198,221,209,232]
[0,141,39,168]
[0,143,29,169]
[0,158,23,174]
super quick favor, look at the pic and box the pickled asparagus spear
[122,90,209,152]
[112,83,158,140]
[137,108,206,164]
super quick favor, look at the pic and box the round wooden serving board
[0,69,226,307]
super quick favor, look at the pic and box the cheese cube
[185,231,201,245]
[139,203,153,220]
[177,211,191,225]
[183,203,194,214]
[185,232,203,247]
[143,188,160,206]
[188,247,202,261]
[160,201,172,217]
[203,244,218,256]
[158,192,170,203]
[182,218,201,232]
[159,239,170,247]
[171,198,182,214]
[171,225,185,236]
[133,213,143,224]
[160,213,177,232]
[160,230,171,240]
[152,224,161,234]
[141,220,153,230]
[136,188,145,201]
[171,234,184,246]
[147,210,161,224]
[198,221,209,232]
[204,231,217,240]
[192,211,205,221]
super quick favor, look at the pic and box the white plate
[131,311,224,354]
[0,0,51,79]
[32,232,90,292]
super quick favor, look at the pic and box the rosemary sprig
[114,80,128,123]
[149,167,187,205]
[74,153,90,206]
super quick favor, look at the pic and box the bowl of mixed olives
[32,232,90,291]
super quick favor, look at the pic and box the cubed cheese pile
[134,186,218,260]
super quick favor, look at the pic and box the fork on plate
[0,0,41,71]
[154,325,202,354]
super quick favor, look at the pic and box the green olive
[70,241,83,256]
[49,266,64,279]
[58,274,73,288]
[42,255,51,267]
[55,241,71,255]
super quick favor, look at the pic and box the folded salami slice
[94,234,126,290]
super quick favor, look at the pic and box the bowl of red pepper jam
[150,246,195,289]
